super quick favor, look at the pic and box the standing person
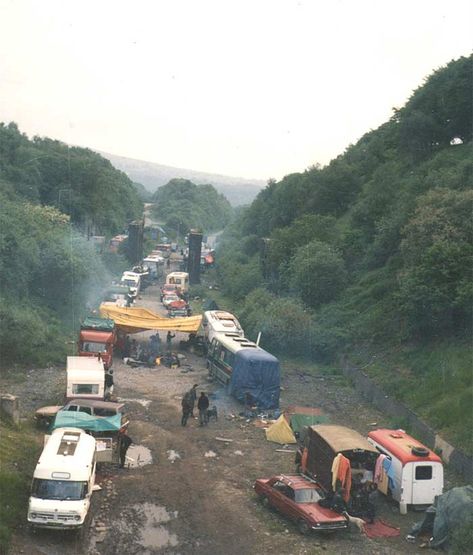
[181,393,192,426]
[166,331,175,349]
[188,384,198,417]
[118,427,133,468]
[105,369,114,399]
[197,392,210,426]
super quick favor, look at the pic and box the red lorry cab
[78,317,115,367]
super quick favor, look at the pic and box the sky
[0,0,471,181]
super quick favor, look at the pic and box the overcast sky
[0,0,471,181]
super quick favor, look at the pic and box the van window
[31,479,88,500]
[72,384,99,395]
[415,466,432,480]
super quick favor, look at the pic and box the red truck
[78,316,116,368]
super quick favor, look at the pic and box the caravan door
[411,462,444,505]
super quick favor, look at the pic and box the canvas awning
[49,410,122,433]
[99,303,202,334]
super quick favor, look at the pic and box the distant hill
[98,152,265,206]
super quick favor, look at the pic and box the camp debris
[265,414,297,444]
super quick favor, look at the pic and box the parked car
[35,399,125,427]
[254,474,349,534]
[162,293,181,308]
[160,283,179,301]
[168,307,189,318]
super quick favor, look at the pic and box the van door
[411,463,437,504]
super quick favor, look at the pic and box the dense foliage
[0,122,143,234]
[151,178,233,234]
[216,55,472,446]
[0,123,144,365]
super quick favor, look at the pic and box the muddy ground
[3,278,457,555]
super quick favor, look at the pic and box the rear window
[72,384,99,395]
[415,466,432,480]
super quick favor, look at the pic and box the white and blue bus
[207,332,280,410]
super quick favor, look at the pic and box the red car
[254,474,348,534]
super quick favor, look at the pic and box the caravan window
[72,384,99,395]
[415,466,432,480]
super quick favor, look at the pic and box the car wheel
[260,496,271,509]
[298,519,311,535]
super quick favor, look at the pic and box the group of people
[118,331,177,367]
[181,384,210,427]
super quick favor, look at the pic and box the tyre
[298,519,311,535]
[411,446,429,457]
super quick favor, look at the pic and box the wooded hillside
[0,123,143,365]
[216,55,472,447]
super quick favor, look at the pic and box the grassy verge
[349,338,473,453]
[0,415,42,553]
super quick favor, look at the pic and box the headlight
[74,515,81,521]
[30,513,37,519]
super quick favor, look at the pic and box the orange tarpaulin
[99,303,202,334]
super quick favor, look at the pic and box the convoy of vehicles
[254,474,349,534]
[25,234,449,541]
[28,428,97,529]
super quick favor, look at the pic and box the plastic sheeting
[410,486,473,548]
[265,414,297,444]
[49,410,122,433]
[290,412,330,433]
[99,303,202,333]
[228,348,280,410]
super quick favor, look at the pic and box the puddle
[134,503,178,550]
[119,397,152,408]
[126,444,153,467]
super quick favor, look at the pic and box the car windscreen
[294,488,323,503]
[31,479,88,500]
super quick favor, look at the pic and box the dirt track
[5,279,444,555]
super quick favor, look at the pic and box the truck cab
[78,316,115,368]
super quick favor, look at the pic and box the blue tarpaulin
[49,410,122,433]
[229,348,280,410]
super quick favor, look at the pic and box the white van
[202,310,244,344]
[367,428,444,513]
[27,428,97,528]
[166,271,189,293]
[120,271,141,297]
[66,356,105,401]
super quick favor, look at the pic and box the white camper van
[367,429,444,513]
[165,271,189,293]
[120,271,141,297]
[27,428,97,529]
[66,356,105,401]
[202,310,244,344]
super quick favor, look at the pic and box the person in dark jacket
[118,428,132,468]
[181,393,193,426]
[197,392,210,426]
[188,384,198,417]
